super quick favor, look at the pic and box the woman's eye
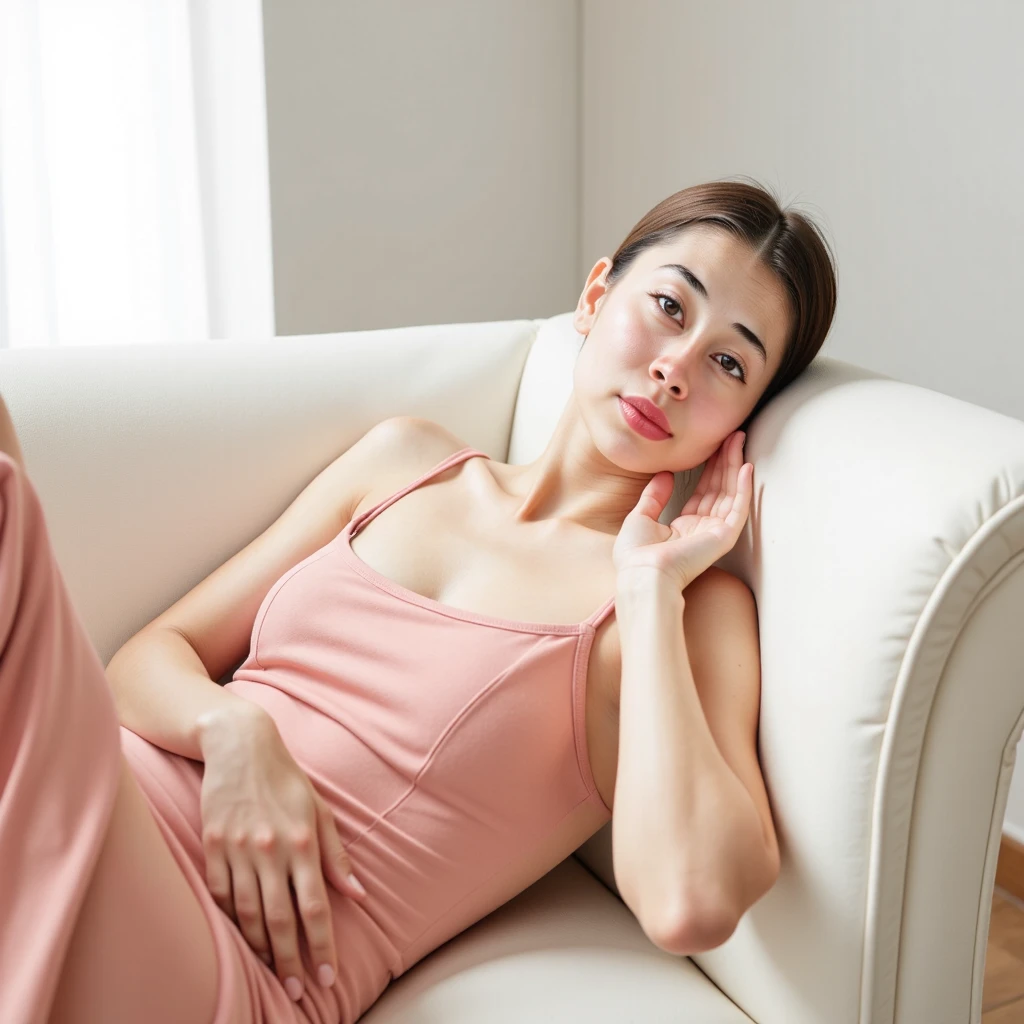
[654,293,682,319]
[649,292,747,383]
[717,353,746,382]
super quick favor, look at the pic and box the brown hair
[599,176,838,433]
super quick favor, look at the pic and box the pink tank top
[123,446,616,1024]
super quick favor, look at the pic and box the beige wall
[262,0,580,335]
[581,0,1024,421]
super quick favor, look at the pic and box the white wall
[261,0,580,335]
[579,0,1024,840]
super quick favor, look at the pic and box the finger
[290,854,337,989]
[725,462,753,531]
[316,797,366,903]
[722,434,742,509]
[683,449,718,513]
[739,461,754,511]
[712,433,744,517]
[203,833,236,923]
[710,442,731,519]
[697,444,726,518]
[257,860,306,1001]
[627,470,672,522]
[228,852,275,969]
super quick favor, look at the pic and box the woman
[0,178,836,1024]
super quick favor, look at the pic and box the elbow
[648,903,739,957]
[638,881,740,957]
[650,858,781,957]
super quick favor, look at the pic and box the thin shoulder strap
[586,594,617,631]
[350,446,489,537]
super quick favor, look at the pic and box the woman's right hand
[196,703,368,1002]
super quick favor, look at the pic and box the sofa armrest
[565,353,1024,1023]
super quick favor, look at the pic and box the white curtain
[0,0,275,348]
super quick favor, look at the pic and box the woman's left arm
[610,569,779,958]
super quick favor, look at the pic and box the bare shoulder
[353,416,473,509]
[682,566,760,664]
[681,566,759,648]
[684,565,752,600]
[376,416,470,472]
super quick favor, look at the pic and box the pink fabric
[0,450,255,1024]
[3,445,614,1024]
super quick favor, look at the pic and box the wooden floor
[984,886,1024,1020]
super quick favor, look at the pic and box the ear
[572,257,613,336]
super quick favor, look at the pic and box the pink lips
[620,395,672,433]
[618,396,672,440]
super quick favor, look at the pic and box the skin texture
[486,224,792,538]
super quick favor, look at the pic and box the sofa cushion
[361,856,754,1023]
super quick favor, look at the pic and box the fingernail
[318,963,336,987]
[285,976,303,1001]
[347,873,367,896]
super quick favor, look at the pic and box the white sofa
[3,311,1023,1024]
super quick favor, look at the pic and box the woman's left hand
[612,430,753,592]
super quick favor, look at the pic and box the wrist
[615,571,686,630]
[616,567,687,604]
[196,700,275,758]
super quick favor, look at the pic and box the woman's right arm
[105,625,273,761]
[103,415,429,760]
[112,618,369,1000]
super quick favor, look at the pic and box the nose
[650,338,704,396]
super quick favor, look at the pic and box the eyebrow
[657,264,768,367]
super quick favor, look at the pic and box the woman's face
[572,223,793,472]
